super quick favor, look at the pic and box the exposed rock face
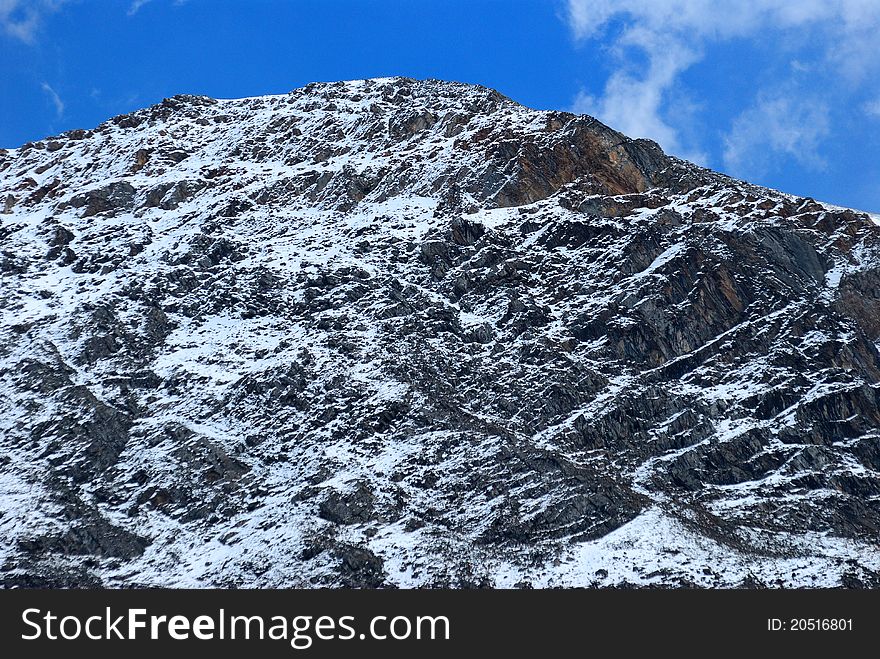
[1,77,879,588]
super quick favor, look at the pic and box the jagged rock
[450,216,485,246]
[0,249,28,273]
[319,483,376,525]
[389,107,437,140]
[69,181,137,217]
[334,544,387,588]
[49,225,75,246]
[19,518,147,560]
[15,357,75,393]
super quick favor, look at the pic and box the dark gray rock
[319,482,376,525]
[70,181,137,217]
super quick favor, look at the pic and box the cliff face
[1,77,879,588]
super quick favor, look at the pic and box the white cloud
[0,0,40,42]
[40,81,64,117]
[129,0,188,16]
[0,0,64,43]
[127,0,152,16]
[722,93,830,177]
[864,99,880,119]
[566,0,880,165]
[571,27,700,157]
[566,0,879,45]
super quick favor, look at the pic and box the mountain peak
[5,75,707,221]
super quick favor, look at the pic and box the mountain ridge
[1,76,879,588]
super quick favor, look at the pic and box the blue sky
[1,0,878,212]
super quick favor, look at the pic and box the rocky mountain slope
[2,77,879,588]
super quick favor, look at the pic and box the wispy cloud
[0,0,65,43]
[865,99,880,119]
[128,0,188,17]
[40,81,64,117]
[127,0,152,16]
[571,27,702,160]
[723,92,830,178]
[566,0,880,171]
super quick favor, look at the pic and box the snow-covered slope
[2,77,879,588]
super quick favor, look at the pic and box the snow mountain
[2,77,880,587]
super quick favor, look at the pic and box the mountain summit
[2,77,879,587]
